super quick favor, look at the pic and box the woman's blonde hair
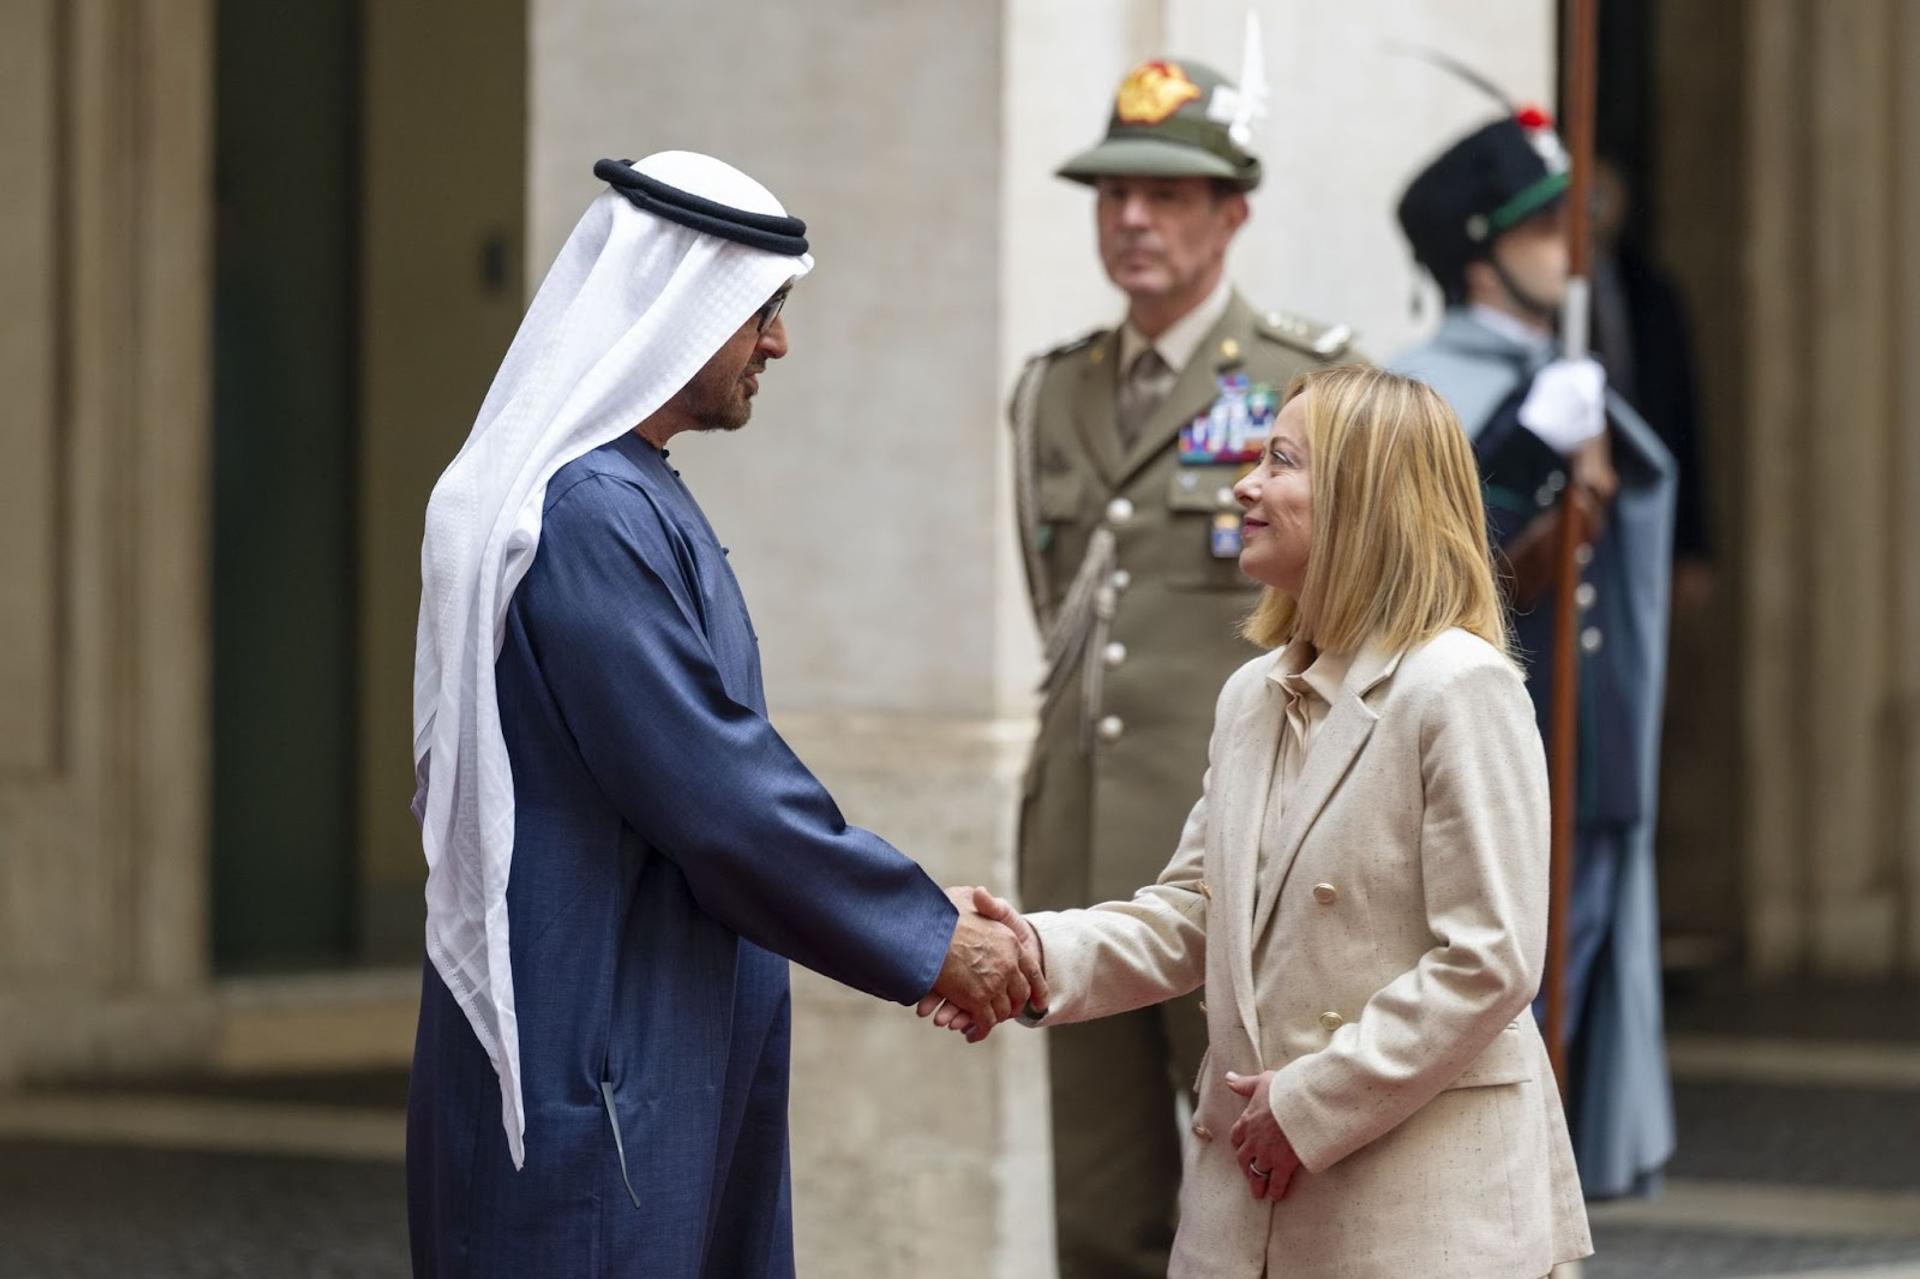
[1241,365,1511,658]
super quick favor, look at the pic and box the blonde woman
[935,367,1591,1277]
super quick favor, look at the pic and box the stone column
[1897,2,1920,976]
[0,0,218,1082]
[1741,0,1920,979]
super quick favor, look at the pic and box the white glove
[1517,357,1607,456]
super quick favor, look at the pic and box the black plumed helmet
[1396,107,1569,301]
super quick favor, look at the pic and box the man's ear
[1222,192,1251,234]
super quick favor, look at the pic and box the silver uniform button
[1110,568,1133,592]
[1097,715,1126,743]
[1106,497,1135,525]
[1574,543,1595,568]
[1103,641,1128,668]
[1581,626,1604,654]
[1215,487,1236,507]
[1575,582,1597,610]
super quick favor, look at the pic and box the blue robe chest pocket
[1167,466,1255,590]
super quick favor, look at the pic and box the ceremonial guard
[1010,51,1356,1275]
[1390,101,1677,1199]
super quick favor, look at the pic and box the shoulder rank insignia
[1035,328,1105,365]
[1261,309,1355,360]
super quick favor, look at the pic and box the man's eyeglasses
[754,288,790,334]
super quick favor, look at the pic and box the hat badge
[1115,61,1203,125]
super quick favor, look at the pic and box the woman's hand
[1224,1071,1302,1201]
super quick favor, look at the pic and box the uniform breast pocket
[1037,469,1084,524]
[1031,469,1088,571]
[1166,466,1255,591]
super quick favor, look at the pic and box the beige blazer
[1027,629,1592,1279]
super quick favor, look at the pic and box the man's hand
[1224,1070,1302,1201]
[915,887,1048,1044]
[1518,356,1607,456]
[1569,430,1619,506]
[921,889,1029,1039]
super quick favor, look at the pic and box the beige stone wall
[1164,1,1554,363]
[0,0,218,1081]
[778,712,1049,1278]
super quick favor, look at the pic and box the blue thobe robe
[1394,310,1677,1199]
[406,432,957,1277]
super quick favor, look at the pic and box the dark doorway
[211,0,360,970]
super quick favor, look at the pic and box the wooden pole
[1545,0,1600,1098]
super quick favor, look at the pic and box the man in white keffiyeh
[404,151,1043,1278]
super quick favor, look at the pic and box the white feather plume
[1230,9,1269,148]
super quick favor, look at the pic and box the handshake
[916,887,1047,1044]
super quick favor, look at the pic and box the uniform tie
[1116,347,1174,450]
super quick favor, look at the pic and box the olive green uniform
[1012,293,1354,1277]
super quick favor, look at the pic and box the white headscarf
[411,151,813,1168]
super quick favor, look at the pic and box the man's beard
[689,373,755,432]
[695,402,751,432]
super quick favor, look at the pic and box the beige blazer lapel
[1248,691,1377,945]
[1112,293,1259,488]
[1215,661,1284,1057]
[1070,331,1124,485]
[1249,651,1405,942]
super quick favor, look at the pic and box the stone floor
[0,977,1915,1277]
[0,1141,409,1279]
[1584,976,1920,1279]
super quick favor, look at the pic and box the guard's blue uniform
[1395,310,1677,1198]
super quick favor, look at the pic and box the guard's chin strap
[1488,249,1560,326]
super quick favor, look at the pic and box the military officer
[1009,56,1356,1278]
[1389,105,1677,1200]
